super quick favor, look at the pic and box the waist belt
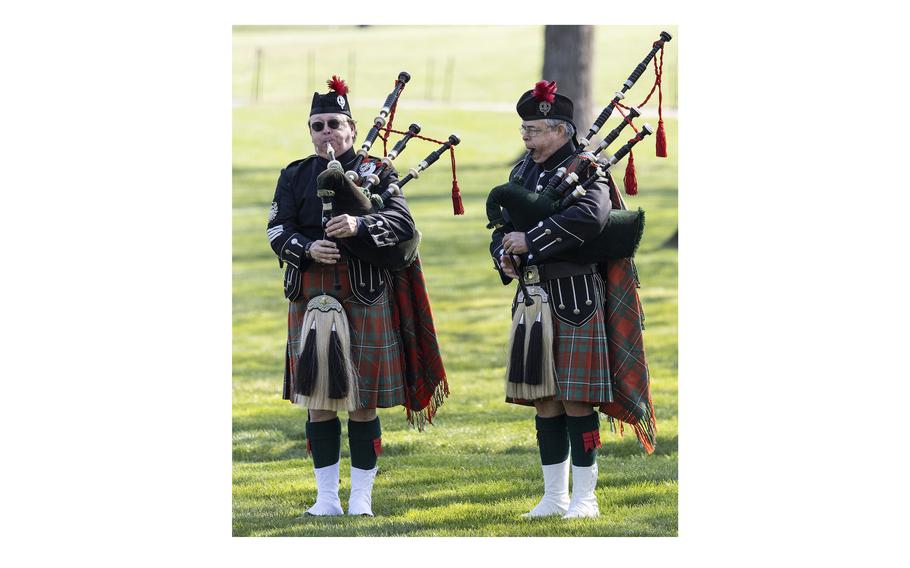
[520,261,597,285]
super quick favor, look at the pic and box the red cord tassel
[656,118,667,158]
[623,149,638,195]
[373,438,383,457]
[450,147,464,215]
[451,180,464,215]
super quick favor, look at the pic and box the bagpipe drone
[486,31,672,266]
[316,71,462,272]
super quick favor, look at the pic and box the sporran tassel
[524,311,543,385]
[328,322,348,399]
[507,312,525,383]
[296,320,318,396]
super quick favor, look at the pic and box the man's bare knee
[309,409,338,422]
[349,408,377,422]
[534,399,566,418]
[562,401,596,417]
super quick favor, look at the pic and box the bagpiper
[267,75,447,517]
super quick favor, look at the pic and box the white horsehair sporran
[505,285,556,400]
[293,293,360,412]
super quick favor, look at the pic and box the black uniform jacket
[489,140,613,284]
[266,147,416,272]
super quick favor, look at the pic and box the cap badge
[337,95,346,109]
[538,101,552,115]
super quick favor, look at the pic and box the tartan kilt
[506,272,613,406]
[283,260,406,409]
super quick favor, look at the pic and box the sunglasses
[310,119,345,132]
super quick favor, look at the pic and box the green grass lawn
[233,25,677,537]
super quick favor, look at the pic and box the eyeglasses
[519,124,553,137]
[311,119,345,132]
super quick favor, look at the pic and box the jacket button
[555,237,562,243]
[544,229,551,235]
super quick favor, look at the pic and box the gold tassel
[292,295,361,412]
[505,286,556,401]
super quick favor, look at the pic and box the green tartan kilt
[285,261,406,409]
[506,272,614,406]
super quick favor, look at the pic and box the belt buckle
[522,265,540,285]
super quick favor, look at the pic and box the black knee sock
[348,417,381,470]
[306,416,341,468]
[566,413,601,467]
[536,414,570,465]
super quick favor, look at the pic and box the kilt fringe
[293,295,361,412]
[405,379,449,432]
[505,287,556,401]
[633,391,658,454]
[600,390,656,454]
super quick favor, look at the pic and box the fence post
[348,51,356,98]
[252,47,263,103]
[307,50,315,95]
[442,57,455,102]
[424,58,435,100]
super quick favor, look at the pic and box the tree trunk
[542,26,594,131]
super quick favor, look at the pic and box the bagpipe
[317,71,463,271]
[486,30,672,264]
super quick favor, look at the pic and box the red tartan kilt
[284,261,406,409]
[506,273,613,406]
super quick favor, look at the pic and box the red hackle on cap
[532,80,557,103]
[624,148,638,195]
[327,75,349,95]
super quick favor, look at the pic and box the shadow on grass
[233,412,677,467]
[232,410,537,463]
[233,453,677,537]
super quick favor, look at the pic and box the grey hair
[545,119,575,141]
